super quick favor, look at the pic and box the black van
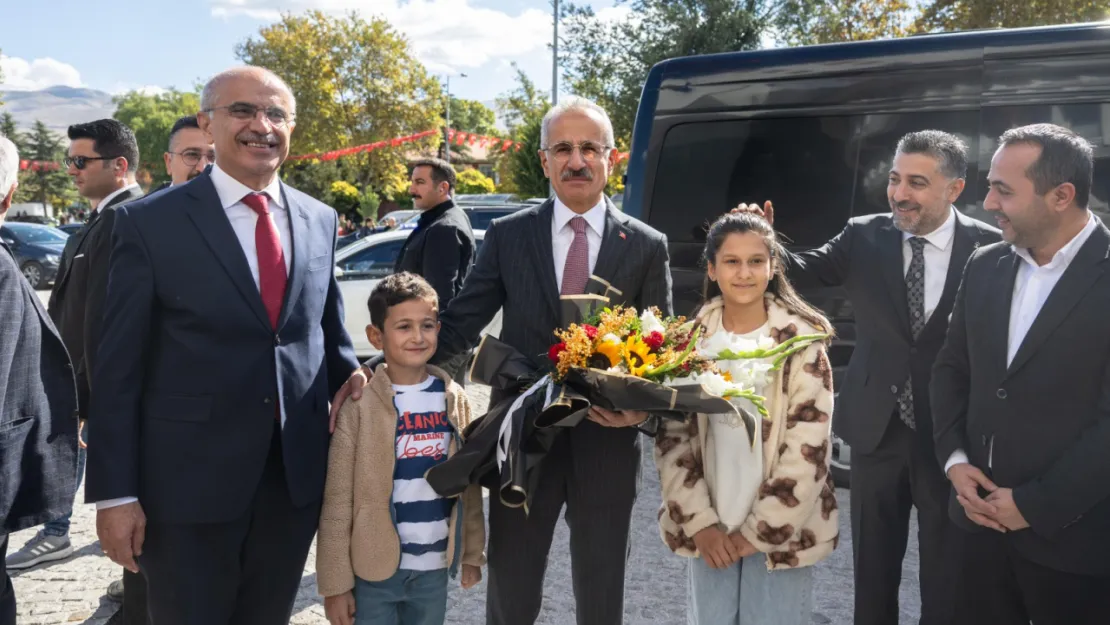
[623,22,1110,482]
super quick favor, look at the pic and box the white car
[335,228,502,358]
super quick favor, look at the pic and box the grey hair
[200,66,297,115]
[540,96,615,148]
[999,123,1094,209]
[896,130,969,180]
[0,135,18,199]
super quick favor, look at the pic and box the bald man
[85,66,359,625]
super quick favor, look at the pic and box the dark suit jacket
[931,220,1110,576]
[84,171,359,524]
[393,199,475,311]
[48,185,144,420]
[781,210,1001,454]
[0,241,79,534]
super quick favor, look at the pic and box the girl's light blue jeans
[687,552,815,625]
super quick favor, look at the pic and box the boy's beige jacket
[655,295,840,570]
[317,365,486,597]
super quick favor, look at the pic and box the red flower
[548,342,567,363]
[644,331,665,352]
[582,324,599,340]
[675,340,690,353]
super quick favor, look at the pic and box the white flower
[757,335,775,351]
[601,333,621,345]
[700,331,734,358]
[690,371,732,397]
[640,309,666,335]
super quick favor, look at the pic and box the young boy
[317,272,485,625]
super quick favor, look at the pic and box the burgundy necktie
[561,216,590,295]
[241,192,287,329]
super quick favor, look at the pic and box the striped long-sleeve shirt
[392,376,454,570]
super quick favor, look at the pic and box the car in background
[379,209,419,225]
[334,228,501,357]
[397,204,527,231]
[0,222,67,289]
[455,193,520,205]
[57,223,85,236]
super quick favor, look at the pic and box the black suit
[430,199,672,625]
[780,210,1000,625]
[0,241,79,625]
[932,219,1110,624]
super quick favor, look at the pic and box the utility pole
[552,0,559,107]
[445,75,452,165]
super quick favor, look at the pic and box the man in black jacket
[394,157,475,313]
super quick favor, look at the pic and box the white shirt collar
[903,206,957,251]
[209,163,285,211]
[96,183,141,211]
[1014,212,1098,270]
[553,195,606,237]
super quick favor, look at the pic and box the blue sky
[1,0,625,103]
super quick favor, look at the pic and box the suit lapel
[529,201,561,319]
[1006,223,1110,378]
[921,218,975,338]
[277,183,309,330]
[878,223,912,338]
[184,173,271,331]
[591,199,630,289]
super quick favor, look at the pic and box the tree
[113,89,201,188]
[495,66,549,199]
[774,0,914,46]
[236,11,442,197]
[507,117,548,198]
[914,0,1110,33]
[15,121,80,210]
[444,97,500,162]
[0,112,23,150]
[455,168,497,195]
[561,0,765,142]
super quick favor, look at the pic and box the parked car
[455,193,520,205]
[57,223,85,236]
[624,22,1110,487]
[334,228,501,358]
[398,205,527,231]
[0,222,67,289]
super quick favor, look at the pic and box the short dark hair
[167,115,201,150]
[999,123,1094,209]
[411,157,456,191]
[68,119,140,172]
[896,130,969,180]
[368,272,439,330]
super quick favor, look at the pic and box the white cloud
[0,54,84,91]
[208,0,554,73]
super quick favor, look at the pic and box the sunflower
[623,335,658,377]
[594,339,623,368]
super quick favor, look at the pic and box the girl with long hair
[655,212,839,624]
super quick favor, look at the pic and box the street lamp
[445,73,468,165]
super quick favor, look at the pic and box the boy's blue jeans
[43,426,87,537]
[353,569,448,625]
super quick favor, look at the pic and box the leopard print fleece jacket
[654,295,840,570]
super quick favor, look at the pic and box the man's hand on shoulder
[96,501,146,573]
[731,200,774,226]
[330,364,372,433]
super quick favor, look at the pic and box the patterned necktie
[896,237,927,430]
[560,216,590,295]
[242,192,287,329]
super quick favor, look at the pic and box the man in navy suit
[86,66,359,625]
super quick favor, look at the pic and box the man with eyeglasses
[335,96,672,625]
[159,115,215,190]
[86,66,358,625]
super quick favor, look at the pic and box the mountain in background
[0,86,116,134]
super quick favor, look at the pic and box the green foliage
[326,180,361,214]
[914,0,1110,32]
[774,0,914,46]
[237,10,442,196]
[447,97,501,162]
[495,65,549,199]
[0,113,22,150]
[112,89,202,187]
[455,168,497,195]
[358,187,381,220]
[508,117,548,199]
[14,121,81,210]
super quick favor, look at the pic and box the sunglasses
[64,155,118,170]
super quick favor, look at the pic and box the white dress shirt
[903,207,957,323]
[96,183,142,212]
[552,196,605,291]
[944,213,1098,476]
[96,166,291,510]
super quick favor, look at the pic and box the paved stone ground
[9,373,922,624]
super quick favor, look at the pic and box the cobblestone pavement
[10,374,922,624]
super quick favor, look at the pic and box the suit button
[264,397,272,404]
[996,389,1007,399]
[890,385,899,394]
[274,335,281,346]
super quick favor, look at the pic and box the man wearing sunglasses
[158,115,215,191]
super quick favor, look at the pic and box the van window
[852,111,982,217]
[977,104,1110,224]
[647,117,856,249]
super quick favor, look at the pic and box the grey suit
[0,241,79,625]
[430,199,672,625]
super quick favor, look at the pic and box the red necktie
[241,192,287,329]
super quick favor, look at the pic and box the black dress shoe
[105,608,124,625]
